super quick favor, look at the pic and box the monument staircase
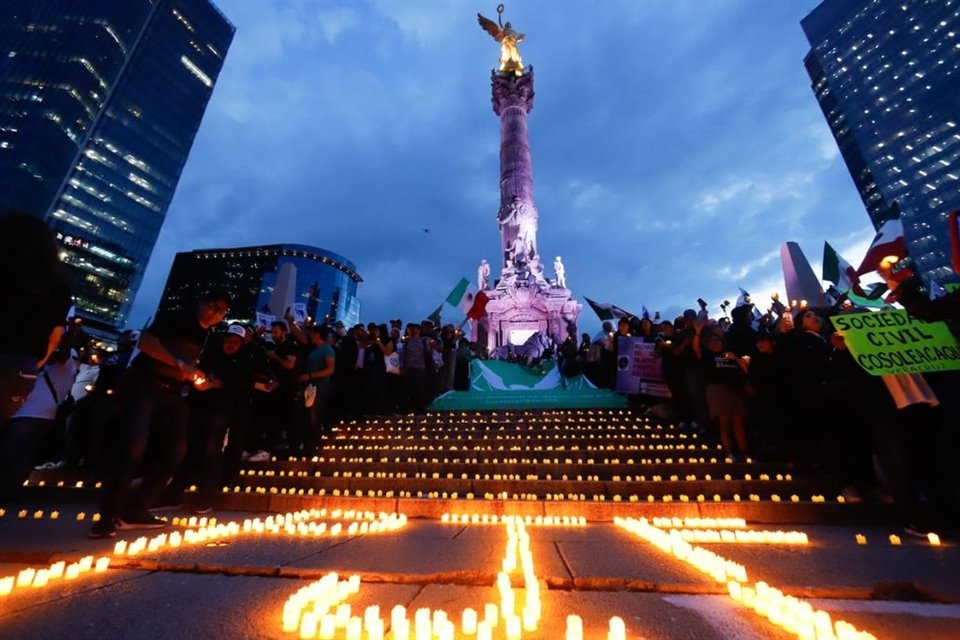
[25,408,887,524]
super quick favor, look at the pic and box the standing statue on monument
[477,259,491,291]
[553,256,566,289]
[477,5,525,76]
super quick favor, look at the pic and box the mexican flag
[466,290,489,320]
[856,218,907,275]
[822,241,865,296]
[584,297,634,321]
[445,277,476,313]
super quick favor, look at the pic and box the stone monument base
[479,282,581,354]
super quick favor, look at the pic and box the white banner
[615,338,671,397]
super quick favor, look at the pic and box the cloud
[127,0,883,335]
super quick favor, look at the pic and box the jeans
[304,382,332,452]
[100,371,188,520]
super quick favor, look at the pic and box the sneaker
[34,460,66,471]
[191,504,212,515]
[89,518,117,539]
[247,450,270,462]
[903,523,931,538]
[117,513,167,530]
[241,451,251,461]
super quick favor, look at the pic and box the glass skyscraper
[802,0,960,284]
[0,0,233,332]
[157,245,363,328]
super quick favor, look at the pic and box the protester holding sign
[830,310,960,376]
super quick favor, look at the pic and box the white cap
[226,324,246,338]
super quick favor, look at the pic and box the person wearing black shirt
[189,324,254,511]
[262,321,298,453]
[693,324,749,461]
[90,291,229,538]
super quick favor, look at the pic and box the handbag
[304,383,317,408]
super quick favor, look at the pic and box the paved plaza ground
[0,504,956,639]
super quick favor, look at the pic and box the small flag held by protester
[856,217,907,275]
[466,290,490,320]
[823,241,866,296]
[445,277,474,311]
[584,297,634,321]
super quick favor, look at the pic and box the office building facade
[802,0,960,284]
[157,244,363,328]
[0,0,234,331]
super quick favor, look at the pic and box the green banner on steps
[428,360,627,410]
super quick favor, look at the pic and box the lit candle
[391,617,409,640]
[365,605,381,629]
[566,615,584,640]
[608,616,627,640]
[484,603,498,628]
[855,534,866,545]
[48,561,65,579]
[95,557,110,572]
[346,616,362,640]
[299,612,318,640]
[476,621,492,640]
[336,603,352,627]
[318,614,336,639]
[889,534,902,546]
[64,564,80,580]
[31,569,49,588]
[16,568,36,587]
[505,615,521,640]
[927,533,941,546]
[414,608,431,640]
[462,608,478,635]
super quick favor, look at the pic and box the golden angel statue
[477,5,525,76]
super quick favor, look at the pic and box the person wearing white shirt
[0,345,78,499]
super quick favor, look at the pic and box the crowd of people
[574,285,960,534]
[2,212,958,538]
[1,278,479,536]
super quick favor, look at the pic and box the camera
[697,298,708,309]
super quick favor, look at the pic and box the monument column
[492,69,540,280]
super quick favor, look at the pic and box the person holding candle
[693,319,750,462]
[90,290,230,538]
[170,323,255,513]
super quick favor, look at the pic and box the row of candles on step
[113,510,408,557]
[615,517,877,640]
[0,556,110,597]
[441,513,586,527]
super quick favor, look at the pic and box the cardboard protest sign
[615,338,671,397]
[255,312,276,332]
[831,310,960,376]
[293,303,307,323]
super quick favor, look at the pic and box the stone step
[221,475,834,500]
[200,491,891,524]
[238,459,790,478]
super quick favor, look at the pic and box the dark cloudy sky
[129,0,874,332]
